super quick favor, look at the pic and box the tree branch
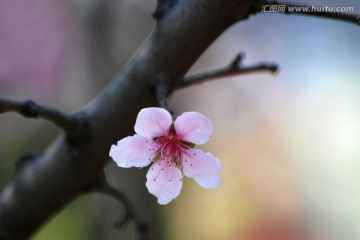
[154,76,173,113]
[152,0,179,21]
[95,180,151,240]
[255,0,360,26]
[0,0,263,238]
[0,97,77,131]
[179,53,278,88]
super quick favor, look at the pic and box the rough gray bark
[0,0,255,239]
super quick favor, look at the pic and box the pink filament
[149,132,190,169]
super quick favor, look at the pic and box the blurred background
[0,0,359,239]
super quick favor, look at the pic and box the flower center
[147,132,191,168]
[155,134,188,165]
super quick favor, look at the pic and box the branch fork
[94,180,151,240]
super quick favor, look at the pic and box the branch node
[64,112,90,149]
[23,100,38,118]
[152,0,178,21]
[15,153,42,174]
[0,97,77,131]
[230,52,245,70]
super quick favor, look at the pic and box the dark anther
[23,100,38,118]
[152,0,178,21]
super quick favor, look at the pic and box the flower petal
[182,149,221,189]
[146,161,183,205]
[174,112,213,145]
[134,107,172,138]
[109,135,153,168]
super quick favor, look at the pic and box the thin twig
[180,53,278,88]
[257,0,360,26]
[95,181,151,240]
[0,97,77,131]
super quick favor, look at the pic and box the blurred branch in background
[180,53,278,90]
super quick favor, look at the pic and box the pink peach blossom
[110,107,221,204]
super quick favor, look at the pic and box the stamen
[149,133,194,175]
[182,151,195,168]
[168,162,175,182]
[152,160,167,182]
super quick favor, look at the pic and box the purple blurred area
[0,0,80,100]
